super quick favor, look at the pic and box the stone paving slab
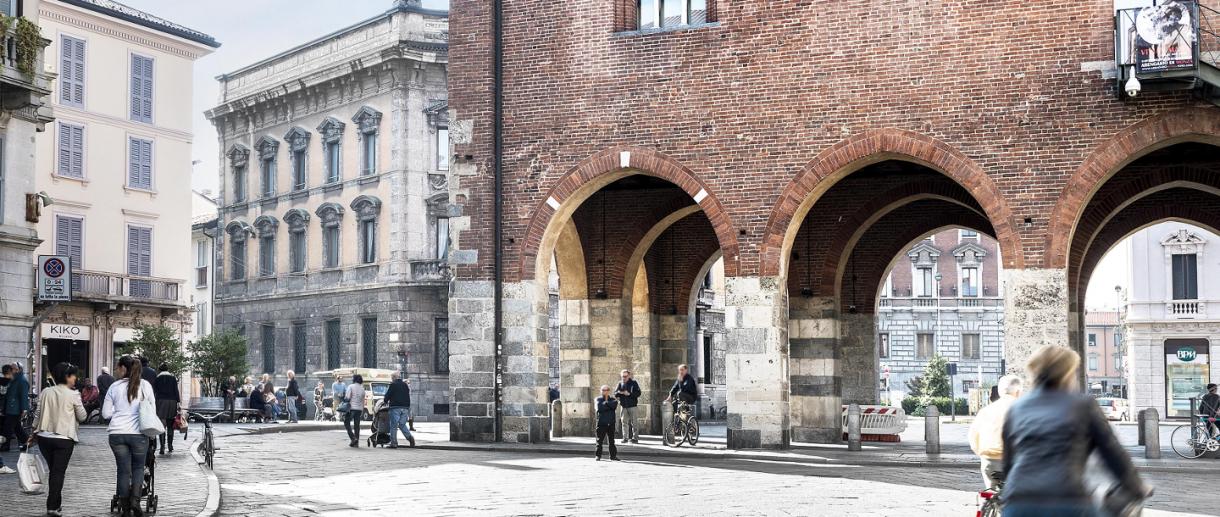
[0,426,209,517]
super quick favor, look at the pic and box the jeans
[265,403,280,422]
[620,406,640,441]
[109,434,149,498]
[389,407,413,446]
[1003,502,1100,517]
[36,436,75,511]
[344,410,363,444]
[595,425,617,459]
[286,398,299,422]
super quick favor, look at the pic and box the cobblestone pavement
[0,426,208,517]
[213,425,1219,517]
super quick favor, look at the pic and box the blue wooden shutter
[127,226,151,277]
[58,123,72,176]
[130,55,153,122]
[128,138,152,189]
[60,36,85,106]
[70,125,84,177]
[56,216,83,268]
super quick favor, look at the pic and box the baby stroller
[366,401,392,448]
[317,397,337,421]
[110,439,158,515]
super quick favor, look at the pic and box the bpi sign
[37,255,72,302]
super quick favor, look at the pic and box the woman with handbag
[343,374,366,447]
[152,364,180,455]
[102,355,158,517]
[30,362,87,516]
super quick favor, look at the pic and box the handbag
[337,399,350,413]
[17,449,49,494]
[138,393,166,438]
[173,411,188,432]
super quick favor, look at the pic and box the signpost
[947,362,958,422]
[37,255,72,303]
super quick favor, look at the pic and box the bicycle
[1170,413,1220,459]
[663,400,700,447]
[189,412,222,469]
[976,475,1003,517]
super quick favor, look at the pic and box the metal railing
[72,270,183,303]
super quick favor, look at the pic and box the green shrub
[902,395,968,416]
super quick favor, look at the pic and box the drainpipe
[492,0,505,442]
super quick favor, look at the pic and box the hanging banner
[1118,1,1198,73]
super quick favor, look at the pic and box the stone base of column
[725,276,791,450]
[1003,268,1069,375]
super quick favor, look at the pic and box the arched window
[255,136,279,198]
[253,216,279,277]
[351,196,382,264]
[352,106,382,177]
[284,209,311,273]
[227,145,249,203]
[317,117,345,183]
[284,126,311,191]
[225,221,254,281]
[315,202,345,268]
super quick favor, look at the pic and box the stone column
[631,301,658,434]
[724,276,790,449]
[448,280,498,442]
[500,282,551,443]
[559,298,593,436]
[839,312,878,405]
[1003,269,1070,375]
[657,314,689,387]
[788,296,842,443]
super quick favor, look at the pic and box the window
[878,333,889,358]
[289,229,306,273]
[292,150,306,190]
[129,54,154,123]
[437,128,449,171]
[230,239,246,280]
[1088,333,1097,347]
[960,229,978,239]
[960,267,978,297]
[436,217,450,260]
[323,226,340,268]
[126,226,152,297]
[361,317,377,369]
[195,240,208,287]
[292,322,307,375]
[325,141,340,183]
[260,157,275,197]
[362,132,377,176]
[261,324,276,374]
[917,267,934,297]
[639,0,708,29]
[702,335,713,382]
[434,318,449,373]
[57,122,85,178]
[286,126,311,191]
[961,380,978,394]
[353,107,382,176]
[916,333,935,359]
[1115,333,1122,346]
[195,302,208,336]
[317,117,344,183]
[1088,355,1098,371]
[1115,355,1123,371]
[0,0,16,16]
[56,215,83,290]
[961,334,980,360]
[233,165,247,203]
[127,137,153,190]
[325,319,341,369]
[359,218,376,264]
[259,233,275,276]
[60,35,86,107]
[1171,253,1198,300]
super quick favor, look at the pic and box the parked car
[1096,397,1130,421]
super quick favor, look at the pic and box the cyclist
[968,374,1022,489]
[1200,383,1220,437]
[664,364,698,428]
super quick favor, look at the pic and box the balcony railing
[409,259,451,283]
[1,23,53,96]
[72,270,183,305]
[1167,300,1205,317]
[879,297,1003,310]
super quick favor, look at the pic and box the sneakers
[0,466,15,474]
[47,509,63,516]
[621,438,629,444]
[631,439,639,444]
[408,436,416,447]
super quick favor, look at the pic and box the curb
[190,440,221,517]
[242,423,345,435]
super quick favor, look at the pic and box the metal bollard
[847,403,862,451]
[551,399,563,438]
[925,405,941,455]
[1143,408,1160,459]
[1137,408,1146,446]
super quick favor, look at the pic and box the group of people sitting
[221,371,305,424]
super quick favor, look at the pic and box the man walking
[3,363,31,452]
[969,374,1023,488]
[97,367,114,401]
[285,371,302,423]
[594,385,619,461]
[384,372,416,448]
[615,370,641,444]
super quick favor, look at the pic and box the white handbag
[139,393,165,438]
[17,450,49,494]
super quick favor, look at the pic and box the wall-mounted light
[25,191,53,223]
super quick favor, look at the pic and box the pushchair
[317,397,337,421]
[110,438,158,515]
[366,401,392,448]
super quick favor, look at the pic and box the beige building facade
[206,0,451,420]
[32,0,216,382]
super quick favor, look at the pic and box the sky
[116,0,449,196]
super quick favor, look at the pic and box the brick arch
[645,213,723,314]
[522,147,739,287]
[578,191,698,300]
[621,203,703,305]
[761,129,1021,279]
[1046,107,1220,268]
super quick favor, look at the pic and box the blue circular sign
[44,258,65,278]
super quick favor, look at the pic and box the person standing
[313,382,325,421]
[384,372,415,448]
[1001,345,1150,517]
[968,375,1022,488]
[285,371,302,423]
[152,365,180,455]
[138,357,156,385]
[0,364,11,453]
[97,367,115,401]
[220,376,237,422]
[330,374,347,420]
[4,362,31,452]
[615,370,641,444]
[103,355,156,517]
[30,362,87,516]
[594,385,619,461]
[343,375,366,447]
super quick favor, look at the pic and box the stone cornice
[40,4,214,60]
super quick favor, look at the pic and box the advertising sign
[40,323,90,341]
[1118,1,1198,73]
[37,255,72,302]
[1165,339,1210,418]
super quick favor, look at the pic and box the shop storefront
[40,323,91,388]
[1164,339,1210,418]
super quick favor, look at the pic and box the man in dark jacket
[220,376,237,422]
[665,364,698,416]
[285,371,302,423]
[0,365,10,452]
[153,365,181,455]
[1201,384,1220,436]
[97,367,115,401]
[615,369,642,444]
[594,385,619,461]
[384,372,415,448]
[3,363,31,451]
[139,356,157,385]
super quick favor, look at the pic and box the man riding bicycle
[664,364,698,427]
[1200,384,1220,436]
[969,374,1023,489]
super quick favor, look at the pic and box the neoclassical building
[205,0,451,419]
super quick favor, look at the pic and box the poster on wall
[1165,339,1210,418]
[1117,1,1198,73]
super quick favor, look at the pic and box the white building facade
[1124,222,1220,419]
[189,190,217,342]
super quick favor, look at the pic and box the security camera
[1125,74,1141,98]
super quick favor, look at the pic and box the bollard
[847,403,863,451]
[1137,408,1146,446]
[551,399,563,438]
[925,405,941,455]
[1143,408,1160,459]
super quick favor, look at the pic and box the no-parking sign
[38,255,71,302]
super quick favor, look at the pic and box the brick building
[446,0,1220,447]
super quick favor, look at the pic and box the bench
[188,396,264,423]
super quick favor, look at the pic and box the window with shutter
[60,36,86,107]
[230,240,246,280]
[57,123,85,178]
[323,226,340,268]
[259,234,275,276]
[127,226,152,297]
[1172,254,1198,300]
[0,0,12,17]
[130,54,154,123]
[56,215,84,291]
[289,230,306,273]
[128,138,153,190]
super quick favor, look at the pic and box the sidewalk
[0,426,210,517]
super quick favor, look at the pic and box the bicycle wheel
[1171,423,1207,459]
[685,419,700,446]
[204,432,215,469]
[980,498,1001,517]
[662,420,676,447]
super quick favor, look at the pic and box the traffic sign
[37,255,72,302]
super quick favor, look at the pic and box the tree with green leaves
[188,329,250,397]
[117,324,189,376]
[921,355,951,399]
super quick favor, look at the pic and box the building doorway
[42,338,89,386]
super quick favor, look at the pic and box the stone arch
[350,195,383,218]
[1046,107,1220,268]
[622,204,703,308]
[554,219,588,300]
[224,220,254,239]
[685,251,724,317]
[315,202,345,223]
[283,208,310,230]
[252,215,279,236]
[521,147,739,292]
[761,129,1022,279]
